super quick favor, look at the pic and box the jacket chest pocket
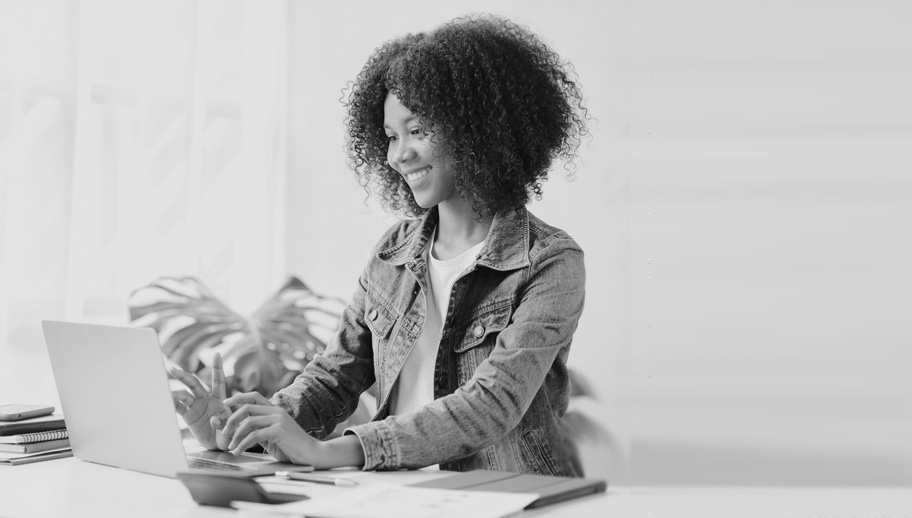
[451,303,512,380]
[365,296,395,389]
[365,293,425,401]
[365,296,394,340]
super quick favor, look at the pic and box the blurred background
[0,0,910,485]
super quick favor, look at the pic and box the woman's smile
[404,166,431,184]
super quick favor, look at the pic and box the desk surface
[1,456,910,518]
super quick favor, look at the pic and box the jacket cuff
[344,421,399,470]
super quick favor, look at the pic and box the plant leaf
[128,275,344,397]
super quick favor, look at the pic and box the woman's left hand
[221,392,327,466]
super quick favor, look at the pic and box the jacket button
[368,309,378,321]
[437,377,447,389]
[473,325,485,338]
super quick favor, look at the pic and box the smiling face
[383,93,457,210]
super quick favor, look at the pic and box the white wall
[620,1,912,485]
[284,0,912,484]
[0,0,289,408]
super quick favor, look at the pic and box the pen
[275,471,360,487]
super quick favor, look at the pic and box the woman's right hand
[169,353,232,451]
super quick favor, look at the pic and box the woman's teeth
[406,167,430,182]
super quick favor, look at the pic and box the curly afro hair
[343,14,589,219]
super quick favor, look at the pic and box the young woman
[171,14,590,477]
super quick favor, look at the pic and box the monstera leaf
[128,275,346,397]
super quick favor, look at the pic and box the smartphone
[176,472,309,507]
[0,404,55,421]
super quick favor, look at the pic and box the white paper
[232,482,537,518]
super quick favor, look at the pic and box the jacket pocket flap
[365,296,395,339]
[453,304,511,353]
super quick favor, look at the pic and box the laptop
[41,320,305,478]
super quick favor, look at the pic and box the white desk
[0,456,602,517]
[1,457,911,518]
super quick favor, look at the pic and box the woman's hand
[221,392,331,465]
[169,353,232,451]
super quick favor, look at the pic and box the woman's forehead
[383,93,419,126]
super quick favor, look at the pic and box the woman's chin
[410,192,438,209]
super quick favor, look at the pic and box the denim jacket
[272,206,585,476]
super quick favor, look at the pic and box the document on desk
[232,482,538,518]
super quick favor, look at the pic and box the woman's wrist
[318,434,366,469]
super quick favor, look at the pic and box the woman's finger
[210,353,227,400]
[231,422,279,456]
[224,391,273,409]
[171,389,195,413]
[168,367,209,399]
[222,403,282,439]
[228,415,276,450]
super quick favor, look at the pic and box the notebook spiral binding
[13,429,68,444]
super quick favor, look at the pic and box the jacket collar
[377,206,531,271]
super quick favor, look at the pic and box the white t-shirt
[389,231,485,417]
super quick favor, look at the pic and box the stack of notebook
[0,414,72,466]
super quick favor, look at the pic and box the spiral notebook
[0,428,68,444]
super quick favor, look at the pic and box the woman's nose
[391,142,417,164]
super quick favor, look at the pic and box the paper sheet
[233,482,537,518]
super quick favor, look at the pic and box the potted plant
[128,275,348,398]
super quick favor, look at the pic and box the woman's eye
[386,135,397,142]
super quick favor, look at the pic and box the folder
[0,415,66,437]
[0,438,71,454]
[409,469,606,508]
[0,449,73,466]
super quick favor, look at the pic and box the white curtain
[0,0,288,402]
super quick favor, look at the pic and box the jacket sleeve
[270,268,376,439]
[345,236,585,470]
